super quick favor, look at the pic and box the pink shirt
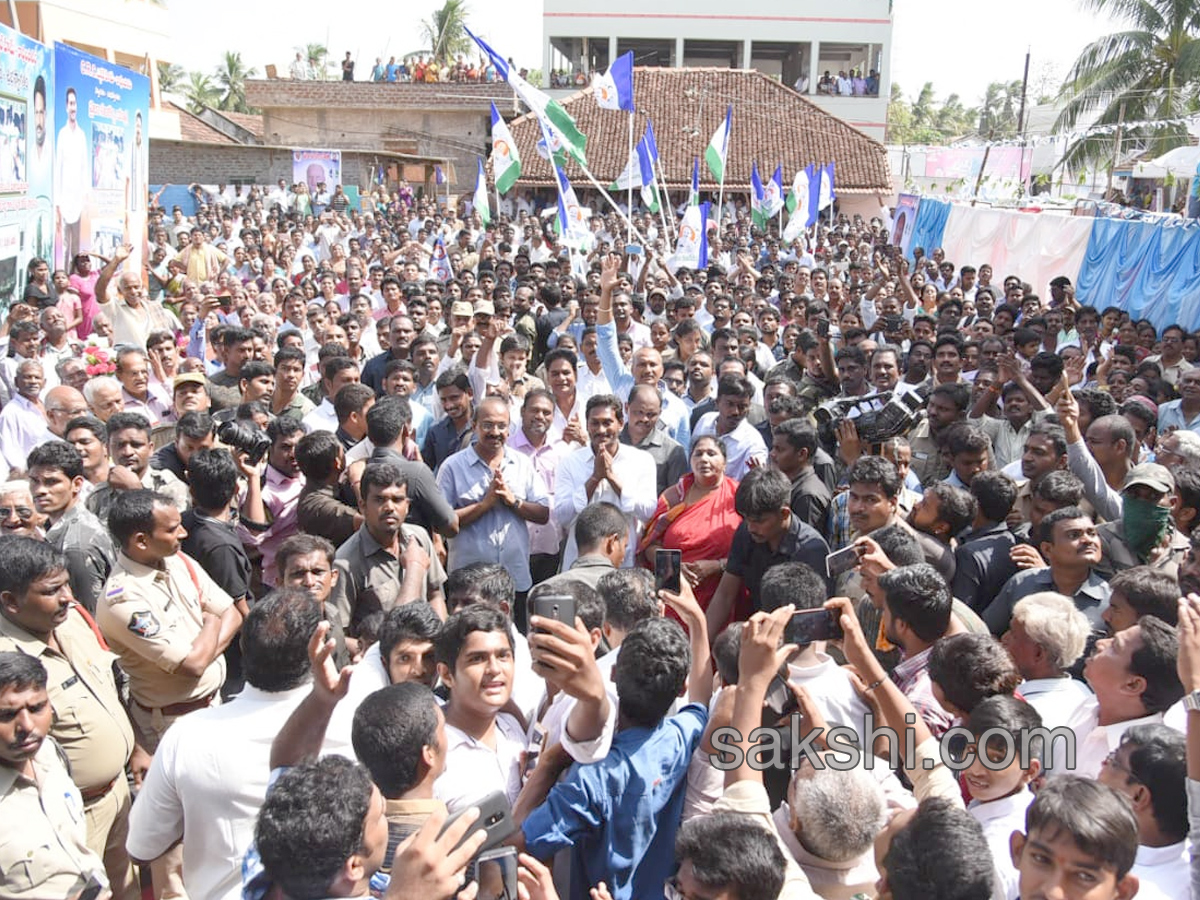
[236,465,303,586]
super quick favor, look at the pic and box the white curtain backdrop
[939,206,1094,295]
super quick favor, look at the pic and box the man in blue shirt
[517,600,711,900]
[436,397,549,593]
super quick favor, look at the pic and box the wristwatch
[1183,689,1200,712]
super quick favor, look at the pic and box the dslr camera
[216,419,272,465]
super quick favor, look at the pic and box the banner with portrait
[292,149,342,194]
[0,22,53,309]
[52,42,150,274]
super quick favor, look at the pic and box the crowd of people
[4,174,1200,900]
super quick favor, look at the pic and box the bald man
[44,385,89,437]
[93,243,181,347]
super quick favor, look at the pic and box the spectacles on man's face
[0,506,34,521]
[1103,750,1139,782]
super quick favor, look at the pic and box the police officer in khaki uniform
[97,489,242,900]
[96,489,242,751]
[0,651,108,900]
[0,538,144,900]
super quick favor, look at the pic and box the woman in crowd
[639,435,745,625]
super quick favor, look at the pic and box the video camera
[813,387,927,449]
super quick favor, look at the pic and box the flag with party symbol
[489,102,521,195]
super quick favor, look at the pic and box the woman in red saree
[638,436,747,630]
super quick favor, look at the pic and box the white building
[542,0,891,141]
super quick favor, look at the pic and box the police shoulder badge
[128,610,161,638]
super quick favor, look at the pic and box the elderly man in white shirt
[0,360,54,471]
[1002,592,1095,747]
[553,393,657,570]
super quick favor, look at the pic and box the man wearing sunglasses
[0,480,44,538]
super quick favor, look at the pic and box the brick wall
[150,143,381,192]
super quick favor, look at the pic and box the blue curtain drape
[906,198,952,262]
[1077,218,1200,329]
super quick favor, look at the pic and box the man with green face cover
[1095,463,1190,580]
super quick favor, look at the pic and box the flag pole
[627,113,634,239]
[574,161,647,245]
[654,154,674,252]
[716,169,726,232]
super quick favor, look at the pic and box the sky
[168,0,1118,110]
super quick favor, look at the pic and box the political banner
[0,22,53,308]
[892,193,919,255]
[52,42,150,274]
[293,149,342,195]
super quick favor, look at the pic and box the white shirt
[1018,676,1094,738]
[576,364,611,401]
[969,787,1034,900]
[693,413,768,479]
[302,398,338,434]
[554,442,658,570]
[126,684,353,900]
[787,653,874,749]
[433,712,527,814]
[1067,696,1166,779]
[1130,841,1188,900]
[0,393,53,471]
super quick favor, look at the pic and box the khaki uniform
[0,609,139,900]
[907,418,948,487]
[96,551,233,751]
[0,739,107,900]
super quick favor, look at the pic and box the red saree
[638,474,748,628]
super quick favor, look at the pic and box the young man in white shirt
[432,604,526,814]
[1097,724,1188,900]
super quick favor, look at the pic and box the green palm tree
[298,43,329,80]
[157,62,185,95]
[421,0,472,63]
[1054,0,1200,173]
[214,51,257,113]
[184,71,220,114]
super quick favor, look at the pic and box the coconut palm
[421,0,472,63]
[157,62,185,95]
[184,71,220,114]
[214,51,257,113]
[297,43,330,80]
[1054,0,1200,173]
[978,80,1023,137]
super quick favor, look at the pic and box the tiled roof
[501,68,891,194]
[169,102,236,144]
[216,110,264,138]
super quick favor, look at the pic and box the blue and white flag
[472,158,491,226]
[688,158,700,207]
[469,29,588,166]
[592,51,635,112]
[428,235,453,282]
[750,161,768,229]
[764,165,785,218]
[434,165,446,185]
[818,162,837,212]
